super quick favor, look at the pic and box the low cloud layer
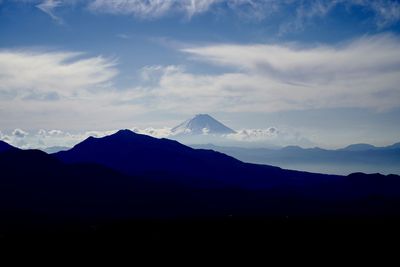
[1,129,118,149]
[1,125,313,150]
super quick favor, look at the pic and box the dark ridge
[0,140,19,153]
[56,129,341,189]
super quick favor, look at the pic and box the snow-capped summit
[171,114,236,135]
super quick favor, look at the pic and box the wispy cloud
[123,34,400,113]
[116,33,131,39]
[36,0,64,23]
[281,0,400,33]
[0,49,141,131]
[10,1,400,29]
[368,0,400,28]
[0,49,117,97]
[88,0,218,19]
[86,0,400,28]
[1,35,399,131]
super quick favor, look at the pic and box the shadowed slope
[0,140,19,153]
[54,130,400,202]
[55,129,339,189]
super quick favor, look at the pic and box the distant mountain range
[191,142,400,175]
[42,146,70,154]
[31,114,400,175]
[1,129,400,239]
[340,142,400,151]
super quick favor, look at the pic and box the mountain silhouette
[54,129,400,199]
[0,140,19,153]
[55,129,339,189]
[171,114,236,135]
[387,142,400,150]
[340,143,378,151]
[1,131,400,241]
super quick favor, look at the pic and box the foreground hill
[0,139,19,153]
[55,129,338,189]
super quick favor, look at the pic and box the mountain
[191,142,400,175]
[0,140,18,153]
[340,142,400,151]
[41,146,70,154]
[54,129,400,195]
[387,142,400,150]
[171,114,236,135]
[2,130,400,240]
[55,129,326,189]
[340,143,378,151]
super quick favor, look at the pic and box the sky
[1,0,400,149]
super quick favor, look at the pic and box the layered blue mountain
[340,143,380,151]
[42,146,70,153]
[1,133,400,238]
[53,130,400,200]
[54,129,334,189]
[0,140,19,153]
[192,142,400,175]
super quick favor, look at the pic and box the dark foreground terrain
[1,130,400,248]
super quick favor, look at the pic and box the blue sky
[1,0,400,148]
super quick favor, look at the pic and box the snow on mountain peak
[171,114,236,135]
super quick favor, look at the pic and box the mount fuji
[171,114,236,136]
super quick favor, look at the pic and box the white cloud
[2,35,399,132]
[165,34,400,112]
[225,128,314,147]
[227,128,278,141]
[1,128,119,149]
[131,127,172,138]
[183,34,400,76]
[85,0,400,28]
[136,125,313,147]
[88,0,218,19]
[0,50,117,98]
[0,49,153,130]
[12,128,29,138]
